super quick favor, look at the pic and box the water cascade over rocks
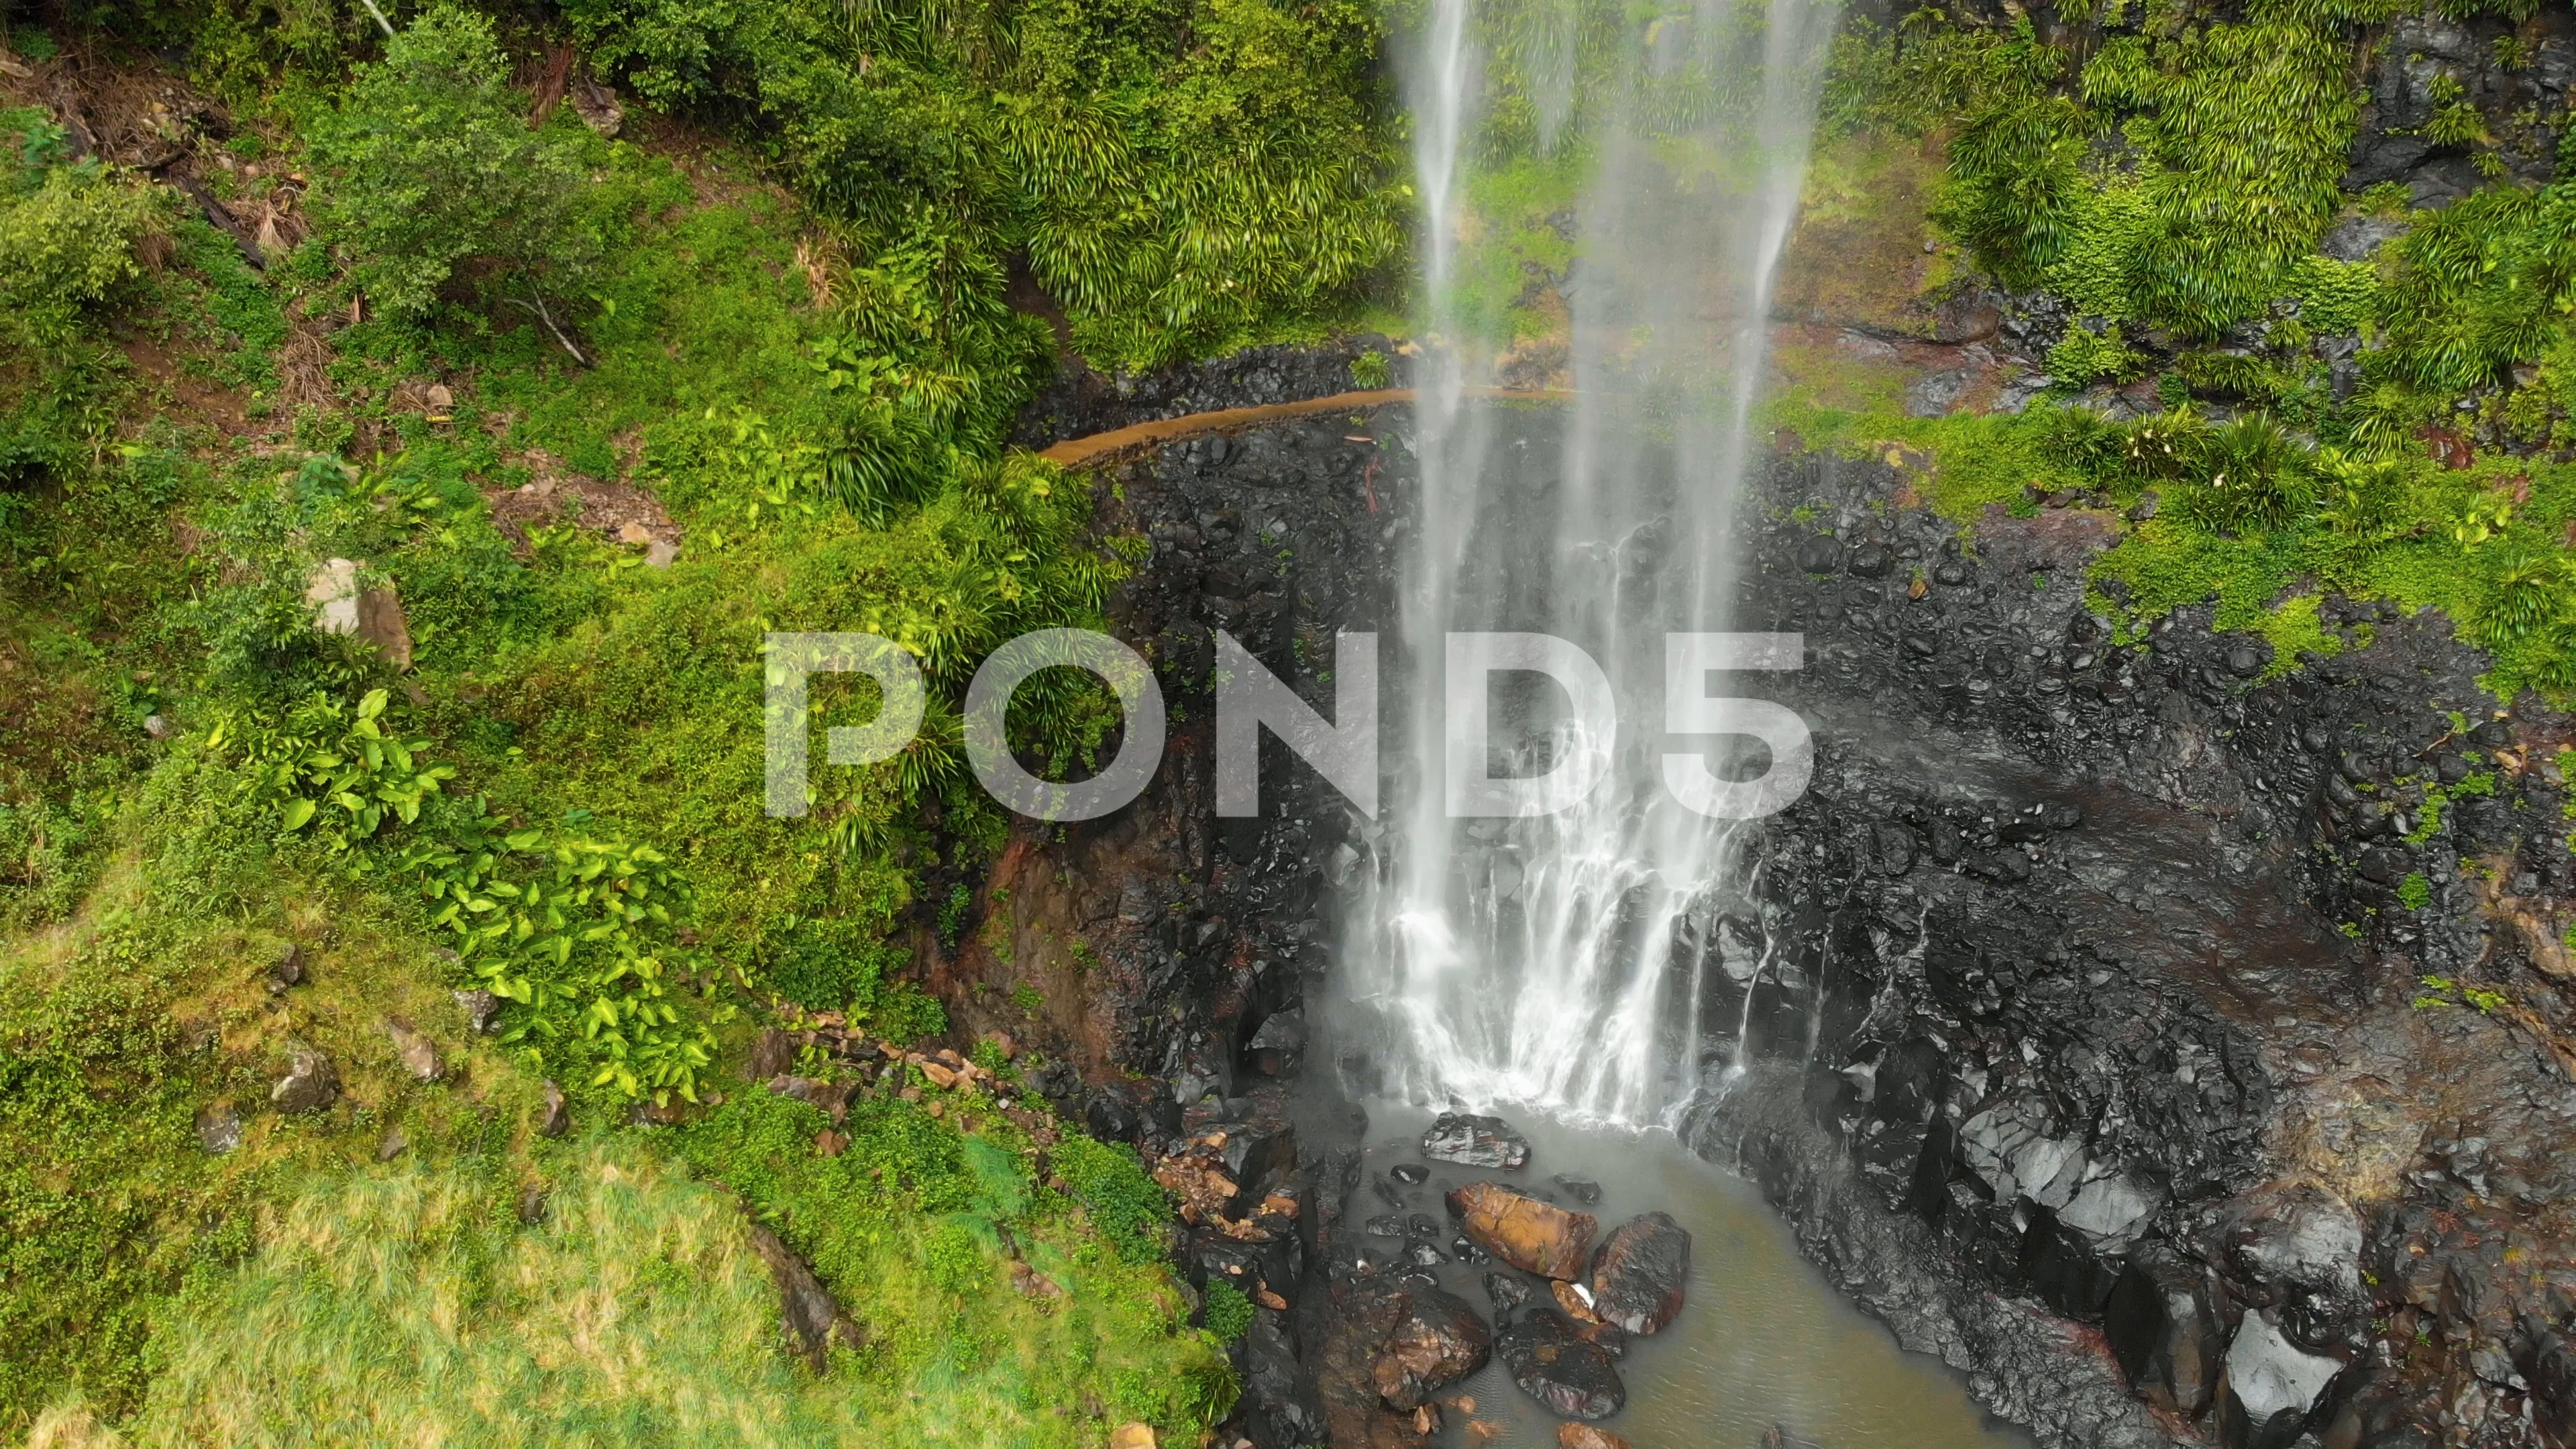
[1341,0,1845,1122]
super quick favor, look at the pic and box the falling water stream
[1329,0,2033,1442]
[1364,0,1849,1122]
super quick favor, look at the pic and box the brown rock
[356,585,412,670]
[1108,1426,1156,1449]
[920,1059,960,1089]
[747,1026,795,1079]
[386,1017,443,1083]
[1446,1181,1597,1280]
[745,1222,863,1371]
[270,1048,339,1114]
[266,943,305,994]
[1558,1426,1632,1449]
[1588,1211,1690,1334]
[814,1130,847,1157]
[1552,1278,1601,1323]
[1365,1283,1493,1411]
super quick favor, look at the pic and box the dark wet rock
[1448,1180,1598,1280]
[1495,1307,1626,1420]
[2218,1185,2366,1346]
[1484,1271,1534,1316]
[2104,1245,2223,1419]
[1241,1308,1330,1449]
[1390,1163,1428,1185]
[1404,1212,1440,1240]
[1551,1174,1603,1203]
[270,1047,338,1114]
[1246,1010,1307,1076]
[997,400,2576,1449]
[1450,1234,1491,1265]
[2214,1310,2345,1449]
[1403,1241,1446,1268]
[1085,1088,1142,1144]
[452,987,500,1034]
[746,1222,863,1371]
[1588,1211,1690,1335]
[539,1078,570,1136]
[194,1101,241,1154]
[1365,1215,1407,1238]
[1309,1272,1490,1448]
[1421,1112,1530,1169]
[1575,1318,1631,1358]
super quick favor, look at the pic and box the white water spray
[1350,0,1843,1126]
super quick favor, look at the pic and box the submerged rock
[1483,1271,1534,1316]
[1550,1173,1603,1203]
[1588,1211,1690,1334]
[1421,1112,1531,1169]
[1448,1180,1597,1280]
[1495,1306,1626,1419]
[1558,1426,1632,1449]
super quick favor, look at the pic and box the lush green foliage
[564,0,1403,369]
[307,6,609,325]
[1927,15,2358,337]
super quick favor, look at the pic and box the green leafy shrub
[308,5,606,327]
[1051,1135,1173,1264]
[2047,323,2143,386]
[2179,415,2314,535]
[1201,1279,1254,1341]
[565,0,1403,370]
[0,166,157,347]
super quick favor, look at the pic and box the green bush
[307,5,606,327]
[1201,1279,1254,1341]
[0,164,156,347]
[1051,1135,1172,1265]
[564,0,1403,370]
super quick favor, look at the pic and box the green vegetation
[1766,2,2576,702]
[0,0,1399,1429]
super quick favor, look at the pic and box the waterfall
[1350,0,1843,1126]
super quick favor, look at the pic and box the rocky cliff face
[1686,442,2576,1449]
[971,376,2576,1448]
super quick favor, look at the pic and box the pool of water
[1350,1100,2032,1449]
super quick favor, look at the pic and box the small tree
[310,5,604,353]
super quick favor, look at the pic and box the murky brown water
[1356,1101,2032,1449]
